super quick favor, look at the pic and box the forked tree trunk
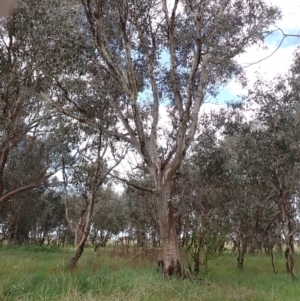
[68,226,84,269]
[68,217,93,270]
[156,175,182,276]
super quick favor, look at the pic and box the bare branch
[243,26,300,69]
[110,173,157,194]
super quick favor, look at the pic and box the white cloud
[227,44,298,96]
[269,0,300,32]
[223,1,300,98]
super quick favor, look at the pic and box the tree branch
[110,173,157,194]
[243,26,300,69]
[40,91,137,145]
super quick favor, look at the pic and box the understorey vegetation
[1,246,300,301]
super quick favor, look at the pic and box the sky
[216,0,300,104]
[115,1,300,188]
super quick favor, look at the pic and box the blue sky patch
[207,88,241,105]
[266,29,300,48]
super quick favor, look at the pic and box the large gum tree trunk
[156,173,182,276]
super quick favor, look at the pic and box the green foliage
[1,247,300,300]
[2,244,59,253]
[187,230,226,274]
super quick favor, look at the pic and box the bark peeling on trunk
[156,172,182,277]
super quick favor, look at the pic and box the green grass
[0,245,300,300]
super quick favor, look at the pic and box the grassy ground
[0,245,299,301]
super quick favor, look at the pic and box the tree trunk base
[164,259,182,277]
[68,244,84,271]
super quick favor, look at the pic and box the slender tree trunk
[69,242,85,270]
[136,230,145,247]
[68,215,92,270]
[232,241,237,253]
[249,243,255,254]
[274,123,296,279]
[284,235,296,280]
[236,230,246,270]
[270,247,277,274]
[278,198,296,279]
[156,176,182,276]
[74,223,84,248]
[151,228,158,248]
[193,246,201,276]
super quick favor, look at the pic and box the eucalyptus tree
[0,135,54,244]
[40,0,280,275]
[218,66,300,276]
[0,190,43,245]
[246,74,300,279]
[0,132,65,245]
[90,188,125,251]
[30,190,65,245]
[179,106,284,272]
[4,188,65,246]
[61,126,126,270]
[218,107,281,268]
[0,0,69,205]
[172,111,233,274]
[123,176,159,248]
